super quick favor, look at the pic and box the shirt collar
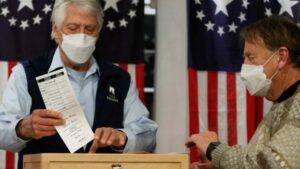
[276,80,300,103]
[48,47,100,78]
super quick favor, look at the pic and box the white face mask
[240,51,279,96]
[61,33,97,65]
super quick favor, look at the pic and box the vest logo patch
[107,86,118,103]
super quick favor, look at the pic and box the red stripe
[118,64,128,71]
[188,68,199,163]
[207,71,218,132]
[5,151,14,169]
[8,62,16,77]
[226,72,237,145]
[255,97,263,128]
[246,91,255,142]
[135,64,145,103]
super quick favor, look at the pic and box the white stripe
[197,71,208,132]
[15,153,18,169]
[0,61,8,102]
[0,150,6,169]
[236,73,248,145]
[127,64,136,83]
[217,72,228,143]
[263,98,273,116]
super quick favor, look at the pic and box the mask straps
[263,49,279,66]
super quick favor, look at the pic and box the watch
[206,141,221,161]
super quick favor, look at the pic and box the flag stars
[104,0,119,12]
[265,8,272,16]
[132,0,139,6]
[128,10,136,18]
[238,12,246,23]
[19,20,29,30]
[196,10,205,21]
[277,0,298,17]
[8,16,17,26]
[242,0,250,9]
[119,18,128,27]
[1,7,9,17]
[194,0,201,5]
[107,21,115,30]
[264,0,270,2]
[212,0,234,16]
[0,0,7,3]
[205,20,214,31]
[18,0,34,11]
[33,14,42,25]
[228,22,237,33]
[217,26,225,37]
[42,4,52,15]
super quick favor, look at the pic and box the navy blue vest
[18,50,130,169]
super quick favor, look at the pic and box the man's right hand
[16,109,64,140]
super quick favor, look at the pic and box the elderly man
[0,0,158,168]
[186,16,300,169]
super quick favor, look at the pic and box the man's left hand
[185,131,218,157]
[89,127,127,153]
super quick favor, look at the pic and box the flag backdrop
[188,0,300,162]
[0,0,144,168]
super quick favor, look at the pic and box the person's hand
[190,161,212,169]
[185,131,218,157]
[89,127,127,153]
[16,109,64,140]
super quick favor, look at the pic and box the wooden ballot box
[23,153,189,169]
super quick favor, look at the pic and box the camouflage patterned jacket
[212,85,300,169]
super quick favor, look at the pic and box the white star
[132,0,139,6]
[277,0,298,17]
[196,10,205,21]
[194,0,201,5]
[8,17,17,26]
[0,0,7,3]
[107,21,115,30]
[33,14,42,25]
[228,22,237,33]
[242,0,250,9]
[104,0,119,12]
[119,18,128,27]
[217,26,225,36]
[238,12,246,23]
[212,0,234,16]
[1,7,9,17]
[205,21,214,31]
[42,4,52,15]
[128,10,136,18]
[265,8,272,16]
[19,20,29,30]
[264,0,270,3]
[18,0,34,11]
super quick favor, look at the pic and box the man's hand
[185,131,218,158]
[190,161,212,169]
[89,127,127,153]
[16,109,64,140]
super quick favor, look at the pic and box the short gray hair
[51,0,104,34]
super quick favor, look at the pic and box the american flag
[188,0,300,162]
[0,0,145,168]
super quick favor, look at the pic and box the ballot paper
[36,68,94,153]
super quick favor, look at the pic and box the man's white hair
[51,0,104,39]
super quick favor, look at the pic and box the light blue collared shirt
[0,48,158,152]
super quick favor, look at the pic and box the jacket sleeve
[211,121,300,169]
[120,78,158,152]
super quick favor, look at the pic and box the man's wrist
[206,141,221,161]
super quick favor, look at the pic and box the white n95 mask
[240,64,272,96]
[240,51,278,96]
[61,33,97,64]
